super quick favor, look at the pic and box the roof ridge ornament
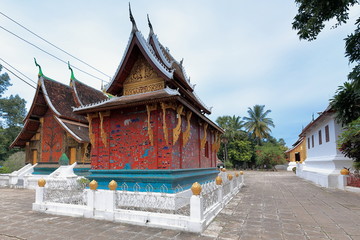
[68,61,76,81]
[147,14,154,36]
[34,58,43,77]
[129,3,138,32]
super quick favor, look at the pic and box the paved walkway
[0,171,359,240]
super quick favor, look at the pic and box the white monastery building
[296,106,353,188]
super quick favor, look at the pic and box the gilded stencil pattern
[123,56,164,96]
[124,82,163,95]
[182,111,192,146]
[125,57,158,84]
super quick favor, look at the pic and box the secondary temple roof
[10,68,106,148]
[299,105,334,137]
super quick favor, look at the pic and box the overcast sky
[1,1,359,147]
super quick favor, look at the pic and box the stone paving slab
[1,171,360,239]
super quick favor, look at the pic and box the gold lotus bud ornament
[38,178,46,187]
[239,171,244,175]
[215,176,223,185]
[221,168,226,172]
[191,182,202,195]
[235,173,239,177]
[227,174,233,181]
[108,180,118,191]
[340,168,350,175]
[89,180,98,190]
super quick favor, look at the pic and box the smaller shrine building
[10,64,107,170]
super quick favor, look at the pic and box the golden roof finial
[129,3,138,32]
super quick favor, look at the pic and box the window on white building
[311,135,314,148]
[325,125,330,142]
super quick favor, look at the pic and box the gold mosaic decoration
[99,111,110,147]
[146,104,157,146]
[123,56,164,95]
[200,123,208,149]
[212,132,221,153]
[173,105,184,145]
[82,143,90,163]
[182,111,192,146]
[87,113,98,146]
[160,102,177,144]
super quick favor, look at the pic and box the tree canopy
[255,142,287,169]
[0,65,26,162]
[293,1,360,169]
[216,115,244,140]
[216,105,285,169]
[243,105,275,144]
[0,65,11,98]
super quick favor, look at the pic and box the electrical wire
[0,25,108,83]
[0,57,37,85]
[0,63,37,89]
[0,11,111,79]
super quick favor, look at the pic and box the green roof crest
[34,58,43,77]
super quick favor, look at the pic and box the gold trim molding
[183,111,192,146]
[160,102,177,144]
[99,111,110,147]
[146,104,157,146]
[173,105,184,145]
[200,123,208,149]
[87,113,98,146]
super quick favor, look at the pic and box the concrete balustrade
[32,172,245,233]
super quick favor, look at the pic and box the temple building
[295,106,352,188]
[285,137,306,171]
[10,9,223,191]
[73,11,223,190]
[10,62,107,168]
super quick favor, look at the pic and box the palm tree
[216,115,244,140]
[243,105,275,144]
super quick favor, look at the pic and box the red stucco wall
[41,109,64,162]
[90,105,217,170]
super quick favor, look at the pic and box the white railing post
[35,178,46,204]
[35,185,44,204]
[84,189,95,218]
[32,178,46,212]
[338,175,348,190]
[228,174,234,194]
[240,171,244,186]
[190,182,204,221]
[190,195,204,220]
[215,176,223,206]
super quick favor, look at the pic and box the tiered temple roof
[11,68,107,148]
[75,9,213,120]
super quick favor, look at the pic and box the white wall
[306,114,338,158]
[299,112,352,188]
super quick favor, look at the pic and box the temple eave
[74,95,179,114]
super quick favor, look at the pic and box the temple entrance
[69,147,76,164]
[295,152,300,162]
